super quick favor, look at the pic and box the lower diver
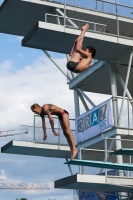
[30,103,78,159]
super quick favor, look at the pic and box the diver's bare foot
[81,23,89,31]
[53,130,59,136]
[71,148,78,160]
[43,134,47,140]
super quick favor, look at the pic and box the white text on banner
[75,99,114,143]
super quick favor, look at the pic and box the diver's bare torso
[41,104,63,116]
[75,55,92,73]
[69,52,92,73]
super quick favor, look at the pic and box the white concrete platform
[77,127,133,150]
[54,174,133,192]
[2,128,133,158]
[76,127,133,162]
[0,0,63,36]
[1,139,133,162]
[69,61,133,95]
[110,148,133,156]
[0,0,133,38]
[1,140,77,159]
[22,22,133,66]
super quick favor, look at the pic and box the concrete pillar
[74,89,80,117]
[109,64,124,199]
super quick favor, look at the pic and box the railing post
[115,0,119,42]
[96,0,98,10]
[94,23,96,31]
[102,1,104,12]
[132,106,133,128]
[58,118,60,147]
[34,115,35,142]
[45,13,47,23]
[129,156,131,177]
[115,136,125,199]
[20,125,22,141]
[104,138,107,183]
[64,0,66,28]
[127,98,130,129]
[74,0,76,7]
[79,148,84,174]
[115,135,124,177]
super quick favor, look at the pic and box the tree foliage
[16,198,27,200]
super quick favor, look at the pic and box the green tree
[20,199,27,200]
[16,198,27,200]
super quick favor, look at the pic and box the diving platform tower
[1,0,133,198]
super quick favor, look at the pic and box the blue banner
[75,99,114,143]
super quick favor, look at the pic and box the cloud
[0,56,70,129]
[18,53,23,58]
[0,54,110,200]
[16,36,24,42]
[7,36,12,42]
[0,55,109,131]
[0,60,14,72]
[0,170,7,180]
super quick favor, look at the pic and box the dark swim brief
[67,61,79,72]
[59,110,69,121]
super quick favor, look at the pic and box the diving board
[1,140,78,159]
[22,21,133,66]
[65,159,133,171]
[110,148,133,156]
[55,174,133,192]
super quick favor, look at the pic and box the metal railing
[112,97,133,129]
[19,97,133,146]
[49,0,133,19]
[79,137,133,179]
[20,115,75,146]
[104,137,133,180]
[95,0,133,18]
[45,0,133,39]
[19,98,133,144]
[45,13,107,33]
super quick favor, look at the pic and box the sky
[0,0,133,200]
